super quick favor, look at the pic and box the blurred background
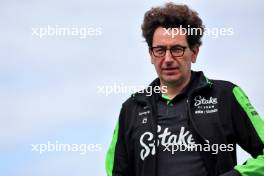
[0,0,263,175]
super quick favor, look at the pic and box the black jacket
[106,71,264,176]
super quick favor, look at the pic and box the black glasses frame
[150,45,187,58]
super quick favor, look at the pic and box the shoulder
[209,79,237,91]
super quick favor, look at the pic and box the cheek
[179,58,192,71]
[153,60,163,72]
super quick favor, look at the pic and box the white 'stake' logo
[194,96,218,106]
[139,125,195,160]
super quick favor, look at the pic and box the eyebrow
[152,44,186,48]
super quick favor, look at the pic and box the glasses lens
[171,46,184,57]
[153,47,166,57]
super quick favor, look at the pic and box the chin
[161,75,183,85]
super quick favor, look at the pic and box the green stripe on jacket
[233,86,264,176]
[106,122,119,176]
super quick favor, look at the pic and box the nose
[164,49,174,62]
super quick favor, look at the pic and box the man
[106,3,264,176]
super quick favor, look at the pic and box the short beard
[160,75,185,88]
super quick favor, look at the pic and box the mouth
[162,67,179,71]
[161,67,180,75]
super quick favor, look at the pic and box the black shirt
[156,74,208,176]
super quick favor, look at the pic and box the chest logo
[139,125,195,160]
[194,96,218,114]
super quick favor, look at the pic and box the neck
[160,72,191,99]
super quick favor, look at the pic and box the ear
[149,48,154,64]
[191,46,199,63]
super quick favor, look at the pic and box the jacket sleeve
[105,105,129,176]
[226,86,264,176]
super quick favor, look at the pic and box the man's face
[150,27,199,86]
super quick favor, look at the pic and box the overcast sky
[0,0,263,175]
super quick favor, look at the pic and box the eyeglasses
[150,45,187,58]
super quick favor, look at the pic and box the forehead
[152,27,188,46]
